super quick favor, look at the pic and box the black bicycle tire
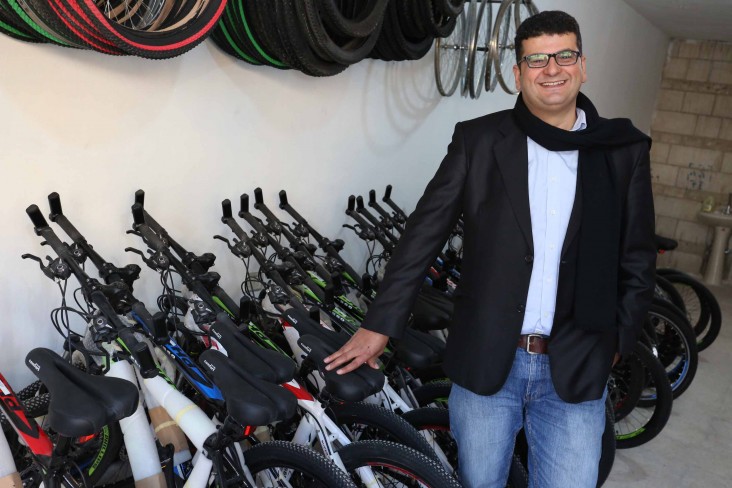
[645,302,698,399]
[415,0,457,38]
[318,0,388,38]
[412,380,451,408]
[435,0,465,17]
[243,440,356,487]
[246,0,292,67]
[655,275,687,314]
[664,273,721,351]
[278,0,348,76]
[299,0,383,66]
[337,439,461,488]
[400,407,457,478]
[18,0,92,47]
[384,1,433,61]
[327,402,438,460]
[614,342,673,449]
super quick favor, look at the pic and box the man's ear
[513,64,521,92]
[580,56,587,84]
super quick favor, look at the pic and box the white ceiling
[622,0,732,42]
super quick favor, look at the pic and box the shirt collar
[572,108,587,131]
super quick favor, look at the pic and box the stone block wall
[651,39,732,273]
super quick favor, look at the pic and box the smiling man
[325,10,656,487]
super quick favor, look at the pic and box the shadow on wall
[361,55,441,154]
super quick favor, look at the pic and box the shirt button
[545,277,552,283]
[525,255,534,264]
[548,244,555,250]
[550,209,557,215]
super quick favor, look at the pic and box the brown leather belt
[517,334,549,354]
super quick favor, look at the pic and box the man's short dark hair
[514,10,582,65]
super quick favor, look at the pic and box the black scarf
[512,92,651,332]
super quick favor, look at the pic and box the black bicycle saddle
[297,334,385,402]
[199,349,296,426]
[655,234,678,252]
[209,313,296,384]
[25,348,139,437]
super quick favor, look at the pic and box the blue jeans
[449,348,607,488]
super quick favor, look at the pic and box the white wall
[0,0,668,386]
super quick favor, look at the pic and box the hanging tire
[663,272,722,352]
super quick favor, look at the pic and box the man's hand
[612,352,621,368]
[324,328,390,375]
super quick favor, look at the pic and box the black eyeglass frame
[518,50,582,69]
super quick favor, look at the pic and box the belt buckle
[525,334,543,355]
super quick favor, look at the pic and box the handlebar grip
[134,189,145,206]
[240,193,249,214]
[48,192,63,219]
[26,204,49,229]
[222,199,233,220]
[347,195,355,213]
[278,190,288,208]
[254,187,264,206]
[384,185,392,201]
[368,190,376,206]
[356,196,365,210]
[131,204,146,226]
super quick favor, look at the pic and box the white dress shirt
[520,109,587,336]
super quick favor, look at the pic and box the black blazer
[361,109,656,403]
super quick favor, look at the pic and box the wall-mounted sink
[698,211,732,227]
[697,211,732,286]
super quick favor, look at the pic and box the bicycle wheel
[244,440,356,487]
[327,402,437,460]
[664,273,721,351]
[612,342,673,449]
[466,0,492,98]
[434,5,467,97]
[654,275,687,314]
[338,440,461,487]
[489,0,517,94]
[644,303,698,399]
[401,407,457,477]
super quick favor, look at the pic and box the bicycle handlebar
[25,204,157,378]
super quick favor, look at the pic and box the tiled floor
[604,283,732,487]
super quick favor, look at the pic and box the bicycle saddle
[281,307,351,350]
[655,234,678,252]
[297,334,385,402]
[199,350,296,426]
[395,329,445,369]
[25,348,138,437]
[209,313,296,384]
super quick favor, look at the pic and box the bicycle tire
[612,342,673,449]
[664,273,721,351]
[327,402,438,460]
[412,380,451,408]
[318,0,388,38]
[433,5,466,96]
[338,439,461,487]
[298,0,383,66]
[645,302,698,399]
[243,440,356,487]
[466,0,491,98]
[401,407,457,478]
[655,275,687,314]
[488,0,516,94]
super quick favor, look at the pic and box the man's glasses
[518,50,581,69]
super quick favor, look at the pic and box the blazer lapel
[494,116,533,252]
